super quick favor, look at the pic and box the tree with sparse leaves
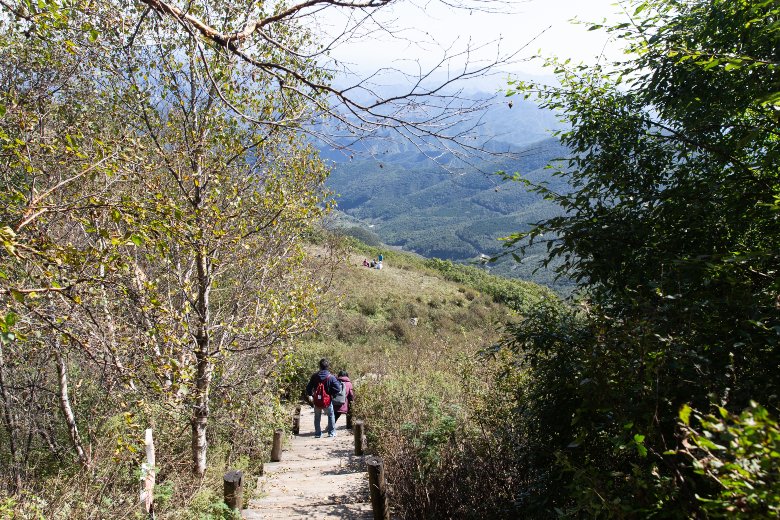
[0,0,518,513]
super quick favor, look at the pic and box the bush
[680,403,780,518]
[422,258,553,313]
[388,318,413,343]
[357,297,379,317]
[354,354,525,519]
[333,313,374,342]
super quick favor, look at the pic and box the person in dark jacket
[333,371,355,426]
[305,358,342,438]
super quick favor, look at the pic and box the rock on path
[243,406,372,519]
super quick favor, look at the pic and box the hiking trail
[244,406,372,519]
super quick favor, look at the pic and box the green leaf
[757,91,780,106]
[10,289,24,303]
[5,312,17,327]
[680,404,692,426]
[129,234,144,247]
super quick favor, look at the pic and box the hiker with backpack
[305,358,343,438]
[333,370,355,427]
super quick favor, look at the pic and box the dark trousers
[334,411,353,428]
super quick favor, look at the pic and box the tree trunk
[191,349,212,477]
[54,346,90,467]
[0,340,22,491]
[191,248,212,477]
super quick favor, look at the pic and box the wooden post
[139,428,155,519]
[292,405,301,435]
[271,428,283,462]
[354,420,366,456]
[223,470,243,511]
[346,411,353,430]
[367,456,389,520]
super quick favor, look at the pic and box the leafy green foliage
[500,0,780,516]
[422,258,554,312]
[0,0,331,514]
[680,403,780,518]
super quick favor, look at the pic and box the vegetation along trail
[1,0,778,518]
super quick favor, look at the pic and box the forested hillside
[327,137,572,289]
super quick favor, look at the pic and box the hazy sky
[320,0,630,82]
[319,0,626,89]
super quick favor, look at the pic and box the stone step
[245,404,376,518]
[242,502,373,519]
[262,456,365,475]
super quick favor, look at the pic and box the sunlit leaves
[680,403,780,518]
[0,0,332,490]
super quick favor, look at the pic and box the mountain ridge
[325,136,573,290]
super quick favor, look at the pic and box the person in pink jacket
[333,370,355,426]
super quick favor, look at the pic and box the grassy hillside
[286,238,554,378]
[278,236,558,518]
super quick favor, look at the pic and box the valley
[325,135,573,291]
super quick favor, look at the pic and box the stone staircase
[243,406,373,519]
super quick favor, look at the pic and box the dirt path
[243,406,372,519]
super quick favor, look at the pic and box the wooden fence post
[223,470,243,511]
[271,428,283,462]
[367,456,389,520]
[353,420,366,456]
[139,428,155,519]
[292,405,301,435]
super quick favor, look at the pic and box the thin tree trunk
[188,61,216,478]
[54,346,90,468]
[191,248,212,477]
[0,340,23,491]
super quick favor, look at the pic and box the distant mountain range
[321,97,574,292]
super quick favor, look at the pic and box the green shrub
[388,318,413,343]
[333,313,374,342]
[354,355,525,519]
[357,296,379,316]
[422,258,553,313]
[680,403,780,518]
[186,488,238,520]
